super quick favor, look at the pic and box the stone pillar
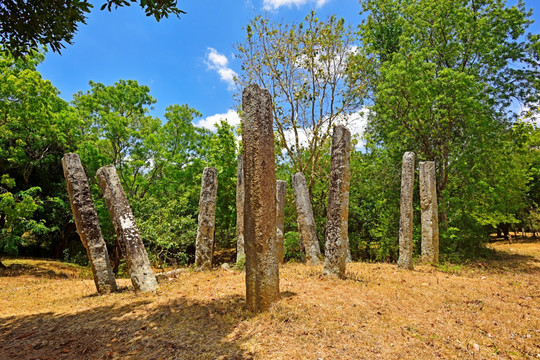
[419,161,439,264]
[323,125,351,278]
[292,172,322,265]
[62,153,117,294]
[242,83,280,312]
[276,180,287,264]
[397,152,415,270]
[96,165,158,292]
[236,155,245,264]
[195,167,218,271]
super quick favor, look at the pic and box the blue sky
[37,0,540,131]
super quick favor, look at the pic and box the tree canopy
[0,0,185,58]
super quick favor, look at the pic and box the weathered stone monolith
[195,167,218,271]
[62,153,117,294]
[242,83,280,311]
[397,152,415,270]
[276,180,287,264]
[419,161,439,264]
[96,165,158,292]
[323,125,351,278]
[236,155,245,264]
[292,172,322,265]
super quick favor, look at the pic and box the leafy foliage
[0,0,185,58]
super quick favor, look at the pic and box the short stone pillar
[242,83,280,312]
[276,180,287,264]
[195,167,218,271]
[96,165,158,292]
[419,161,439,264]
[236,155,245,264]
[323,125,351,278]
[62,153,117,294]
[292,172,322,265]
[397,152,415,270]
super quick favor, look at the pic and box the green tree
[236,11,365,195]
[0,50,80,263]
[0,0,185,58]
[352,0,539,255]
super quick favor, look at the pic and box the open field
[1,240,539,360]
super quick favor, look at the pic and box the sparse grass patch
[0,241,539,359]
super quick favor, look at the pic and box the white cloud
[336,108,370,149]
[198,109,241,131]
[205,48,238,91]
[263,0,330,10]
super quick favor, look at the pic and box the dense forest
[1,0,539,270]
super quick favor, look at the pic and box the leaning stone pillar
[292,172,322,264]
[397,152,415,270]
[419,161,439,264]
[276,180,287,264]
[195,167,218,271]
[242,83,280,311]
[236,155,245,264]
[62,153,117,294]
[323,125,351,278]
[96,165,158,292]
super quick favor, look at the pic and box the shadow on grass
[0,295,255,360]
[476,249,540,275]
[0,261,86,279]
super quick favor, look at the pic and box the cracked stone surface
[242,83,280,312]
[398,152,415,270]
[323,125,351,279]
[276,180,286,264]
[292,172,322,265]
[62,153,117,294]
[236,155,245,264]
[420,161,439,264]
[97,165,158,292]
[195,167,218,271]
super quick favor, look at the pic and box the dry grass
[1,240,539,360]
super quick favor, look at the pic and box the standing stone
[96,165,158,292]
[62,153,117,294]
[397,152,415,270]
[276,180,287,264]
[242,83,280,311]
[195,167,218,271]
[419,161,439,264]
[323,125,351,278]
[292,172,322,265]
[236,155,245,264]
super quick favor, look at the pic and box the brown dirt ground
[0,239,539,360]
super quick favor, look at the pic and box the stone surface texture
[96,165,158,292]
[242,83,280,312]
[236,155,245,264]
[323,125,351,278]
[419,161,439,264]
[292,172,322,265]
[195,167,218,271]
[276,180,287,264]
[62,153,117,294]
[397,152,415,270]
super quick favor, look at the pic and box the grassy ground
[0,239,539,360]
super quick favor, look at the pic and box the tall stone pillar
[292,172,322,265]
[236,155,245,264]
[62,153,117,294]
[242,83,280,312]
[276,180,287,264]
[96,165,158,292]
[323,125,351,278]
[195,167,218,271]
[397,152,415,270]
[419,161,439,264]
